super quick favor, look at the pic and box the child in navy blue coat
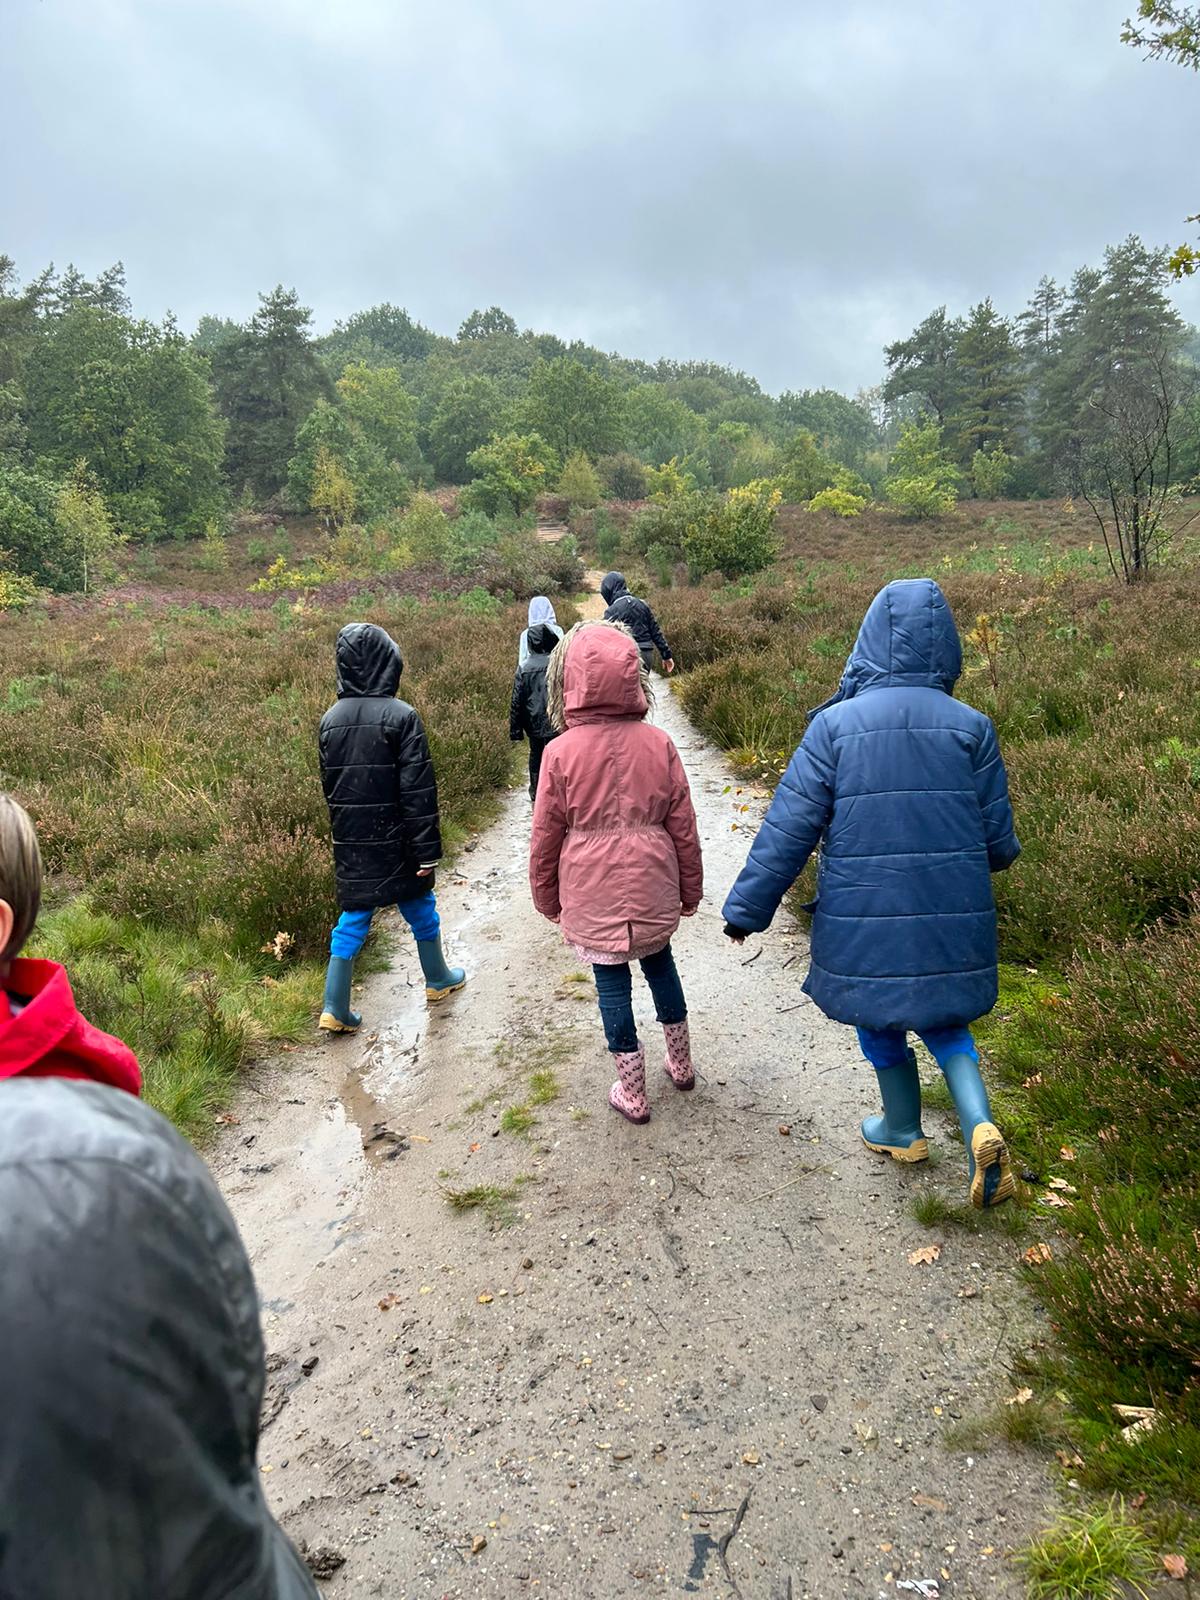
[723,579,1020,1208]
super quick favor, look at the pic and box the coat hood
[1,959,141,1094]
[811,579,962,717]
[600,571,628,605]
[336,623,402,698]
[563,626,647,725]
[0,1079,318,1599]
[526,622,560,656]
[528,595,557,628]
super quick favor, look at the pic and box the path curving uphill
[216,685,1049,1598]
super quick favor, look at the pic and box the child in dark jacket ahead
[723,579,1020,1208]
[318,623,466,1030]
[510,612,560,800]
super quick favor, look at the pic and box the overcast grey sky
[5,0,1199,395]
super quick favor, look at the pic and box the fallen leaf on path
[1047,1177,1078,1194]
[1060,1145,1076,1161]
[742,1450,760,1465]
[1055,1449,1085,1468]
[378,1293,399,1311]
[908,1243,943,1266]
[956,1284,979,1298]
[418,1285,432,1295]
[1004,1388,1034,1406]
[853,1421,878,1449]
[214,1111,239,1125]
[468,1142,481,1153]
[1040,1192,1073,1209]
[477,1293,494,1304]
[912,1493,947,1512]
[1023,1242,1053,1265]
[1163,1554,1188,1580]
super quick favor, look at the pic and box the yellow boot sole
[425,978,467,1004]
[970,1121,1015,1208]
[862,1134,929,1163]
[318,1010,360,1034]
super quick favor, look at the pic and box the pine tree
[947,300,1024,467]
[882,307,962,427]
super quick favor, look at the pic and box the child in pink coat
[529,622,704,1122]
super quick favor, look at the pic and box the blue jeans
[330,892,440,959]
[857,1025,978,1070]
[592,944,687,1054]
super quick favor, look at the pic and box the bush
[971,444,1014,500]
[808,486,867,517]
[557,450,602,509]
[399,491,452,563]
[462,432,557,516]
[681,480,782,580]
[885,419,961,519]
[598,453,648,500]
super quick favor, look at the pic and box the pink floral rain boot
[609,1046,650,1124]
[662,1020,695,1091]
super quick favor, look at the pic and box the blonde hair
[545,619,655,733]
[0,794,42,962]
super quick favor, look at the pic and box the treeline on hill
[1,234,1197,604]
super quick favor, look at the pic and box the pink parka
[529,627,704,958]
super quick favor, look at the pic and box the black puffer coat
[0,1078,318,1600]
[509,621,560,744]
[600,571,673,664]
[319,623,442,909]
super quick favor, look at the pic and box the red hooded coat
[0,959,142,1095]
[529,627,703,958]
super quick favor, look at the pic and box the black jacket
[319,623,442,909]
[509,621,559,745]
[0,1078,318,1600]
[600,571,672,663]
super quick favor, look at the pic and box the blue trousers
[592,944,687,1054]
[330,892,440,959]
[857,1025,978,1070]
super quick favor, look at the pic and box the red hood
[564,627,647,726]
[1,959,141,1095]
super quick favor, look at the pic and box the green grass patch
[440,1175,533,1227]
[528,1068,561,1106]
[499,1104,536,1135]
[32,898,317,1141]
[1017,1500,1159,1600]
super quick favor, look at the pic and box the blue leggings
[857,1025,978,1070]
[592,944,687,1054]
[330,892,441,959]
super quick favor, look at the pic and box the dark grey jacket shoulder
[0,1079,318,1600]
[319,623,442,909]
[599,573,672,663]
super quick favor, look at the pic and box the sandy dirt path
[215,684,1050,1600]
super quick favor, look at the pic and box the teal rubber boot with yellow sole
[940,1051,1015,1208]
[861,1049,929,1163]
[417,937,466,1003]
[319,956,362,1034]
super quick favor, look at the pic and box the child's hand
[681,904,699,917]
[723,921,749,944]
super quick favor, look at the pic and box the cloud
[5,0,1198,392]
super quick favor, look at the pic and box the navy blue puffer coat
[722,580,1020,1031]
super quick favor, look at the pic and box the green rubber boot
[940,1052,1015,1209]
[861,1049,929,1163]
[319,956,361,1033]
[417,937,466,1003]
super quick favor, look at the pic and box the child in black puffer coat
[510,621,560,799]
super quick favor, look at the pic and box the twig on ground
[741,949,762,967]
[718,1490,753,1596]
